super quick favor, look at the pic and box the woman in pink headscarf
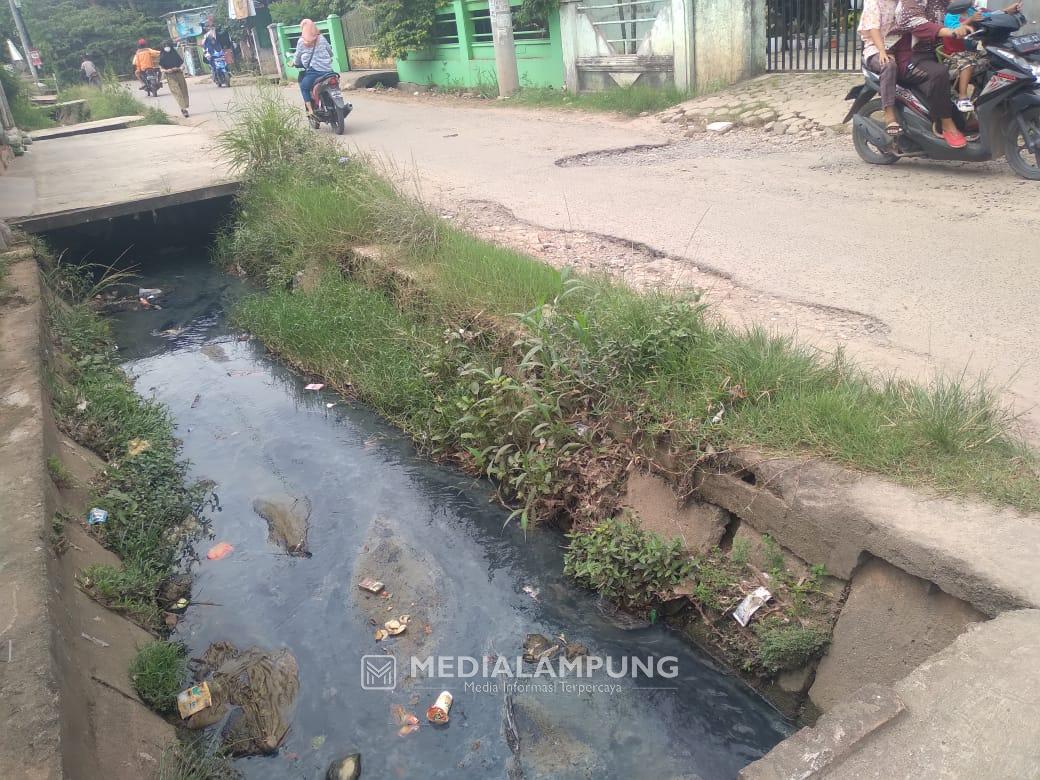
[293,18,335,115]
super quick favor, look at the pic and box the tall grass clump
[217,92,1040,514]
[41,255,206,627]
[61,80,169,125]
[0,68,56,130]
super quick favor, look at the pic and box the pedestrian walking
[159,40,190,117]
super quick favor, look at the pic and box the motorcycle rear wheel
[332,106,346,135]
[1006,107,1040,181]
[853,98,899,166]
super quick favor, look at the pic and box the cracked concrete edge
[744,610,1040,779]
[0,249,62,779]
[697,449,1040,616]
[738,683,907,780]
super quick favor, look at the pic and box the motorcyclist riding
[132,38,160,91]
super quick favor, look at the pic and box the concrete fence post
[670,0,693,93]
[268,24,284,79]
[325,14,351,72]
[559,0,580,93]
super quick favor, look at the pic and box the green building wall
[396,0,564,89]
[275,15,350,79]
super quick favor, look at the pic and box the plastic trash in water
[426,691,452,724]
[358,578,384,594]
[304,383,325,391]
[87,508,108,526]
[206,542,234,560]
[392,704,420,736]
[733,586,772,627]
[138,288,162,298]
[177,681,212,719]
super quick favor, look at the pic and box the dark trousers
[866,53,899,109]
[299,69,333,104]
[907,52,953,121]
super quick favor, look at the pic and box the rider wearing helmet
[132,38,161,90]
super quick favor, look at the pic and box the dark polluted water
[108,251,790,780]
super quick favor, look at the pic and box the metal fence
[342,8,381,48]
[766,0,864,71]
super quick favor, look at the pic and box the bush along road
[213,94,1040,704]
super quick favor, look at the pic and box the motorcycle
[307,73,352,135]
[142,67,162,97]
[208,51,231,88]
[844,8,1040,180]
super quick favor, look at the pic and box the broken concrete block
[808,557,985,712]
[706,121,735,134]
[624,471,731,554]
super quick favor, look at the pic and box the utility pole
[8,0,40,82]
[488,0,519,96]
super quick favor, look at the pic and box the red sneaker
[942,128,967,149]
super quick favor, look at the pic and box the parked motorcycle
[142,67,162,98]
[844,9,1040,180]
[307,73,352,135]
[208,51,231,88]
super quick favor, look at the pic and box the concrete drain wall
[622,467,991,719]
[623,451,1040,776]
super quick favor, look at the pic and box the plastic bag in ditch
[732,586,771,627]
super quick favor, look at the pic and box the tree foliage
[268,0,355,25]
[371,0,439,59]
[15,0,177,82]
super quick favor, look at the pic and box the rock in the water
[327,753,361,780]
[253,495,311,557]
[200,343,229,362]
[190,641,300,756]
[522,633,560,663]
[564,642,589,660]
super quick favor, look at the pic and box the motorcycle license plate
[329,89,343,100]
[1012,33,1040,54]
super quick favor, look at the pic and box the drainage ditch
[35,198,796,778]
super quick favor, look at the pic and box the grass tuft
[157,737,240,779]
[46,455,74,487]
[60,80,169,125]
[40,250,205,628]
[511,85,689,116]
[129,641,187,715]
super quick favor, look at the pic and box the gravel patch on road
[557,128,847,167]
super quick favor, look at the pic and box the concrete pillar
[670,0,692,93]
[454,0,474,71]
[268,24,284,79]
[489,0,520,95]
[559,0,580,93]
[326,15,351,72]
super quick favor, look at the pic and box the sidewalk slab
[0,123,236,228]
[30,116,144,141]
